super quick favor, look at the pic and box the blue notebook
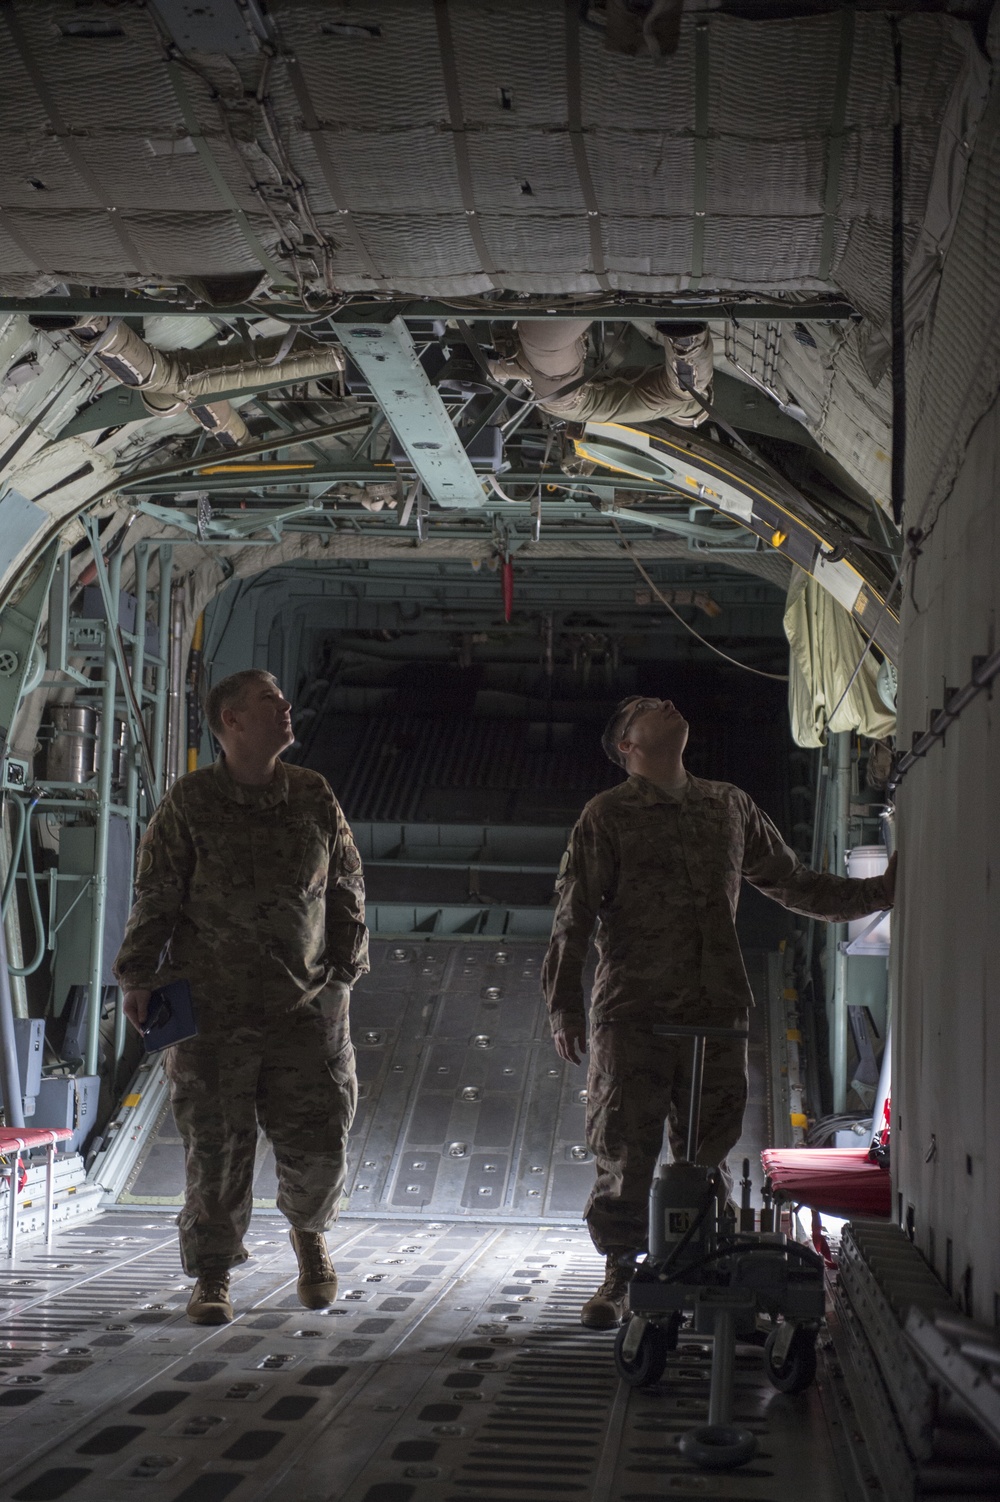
[142,979,198,1052]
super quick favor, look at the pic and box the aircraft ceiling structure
[0,0,989,713]
[0,13,1000,1464]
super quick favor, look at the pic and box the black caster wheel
[764,1324,818,1394]
[679,1423,757,1470]
[614,1318,670,1387]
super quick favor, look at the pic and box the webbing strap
[3,6,150,275]
[565,1,613,293]
[434,0,503,290]
[818,8,856,282]
[690,21,710,290]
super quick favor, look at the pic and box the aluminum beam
[336,317,486,508]
[4,294,859,320]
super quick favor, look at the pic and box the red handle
[502,556,514,623]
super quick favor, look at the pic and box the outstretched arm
[741,796,894,921]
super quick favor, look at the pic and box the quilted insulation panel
[0,0,985,322]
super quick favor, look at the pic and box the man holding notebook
[114,669,368,1325]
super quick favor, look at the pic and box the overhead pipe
[69,317,346,449]
[495,319,715,427]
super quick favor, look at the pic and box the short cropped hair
[205,669,276,738]
[601,696,645,769]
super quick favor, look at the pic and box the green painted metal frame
[9,537,176,1076]
[0,542,59,761]
[335,317,487,508]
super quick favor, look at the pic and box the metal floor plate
[119,941,777,1218]
[0,1211,852,1502]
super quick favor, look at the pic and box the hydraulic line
[1,796,47,978]
[69,317,346,450]
[0,794,28,920]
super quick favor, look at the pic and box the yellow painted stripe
[195,462,317,474]
[790,1112,808,1128]
[786,1029,802,1043]
[122,1093,142,1108]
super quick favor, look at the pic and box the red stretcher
[0,1127,74,1257]
[760,1146,892,1219]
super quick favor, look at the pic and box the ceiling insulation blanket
[0,1,986,318]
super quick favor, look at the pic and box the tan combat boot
[186,1272,233,1325]
[580,1255,633,1330]
[289,1228,338,1309]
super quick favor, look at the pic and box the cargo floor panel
[0,1213,849,1502]
[120,941,777,1219]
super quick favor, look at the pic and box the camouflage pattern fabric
[584,1016,748,1253]
[542,773,891,1251]
[543,773,891,1036]
[113,756,368,1274]
[166,1000,357,1274]
[114,756,369,1013]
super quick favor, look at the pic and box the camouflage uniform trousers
[165,1005,357,1276]
[583,1014,748,1254]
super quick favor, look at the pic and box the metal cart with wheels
[613,1022,826,1471]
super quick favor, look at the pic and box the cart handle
[652,1024,749,1039]
[651,1024,748,1160]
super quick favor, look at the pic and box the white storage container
[846,845,892,954]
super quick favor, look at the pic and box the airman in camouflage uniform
[115,671,368,1320]
[542,696,894,1326]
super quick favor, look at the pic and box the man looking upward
[542,697,896,1329]
[114,669,368,1325]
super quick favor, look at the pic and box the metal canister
[45,705,98,783]
[649,1161,716,1263]
[111,717,128,788]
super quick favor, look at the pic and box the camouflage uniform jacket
[542,773,891,1035]
[113,757,369,1013]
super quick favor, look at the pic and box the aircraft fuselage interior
[0,4,998,1500]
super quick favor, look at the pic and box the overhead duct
[69,318,346,449]
[495,319,715,427]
